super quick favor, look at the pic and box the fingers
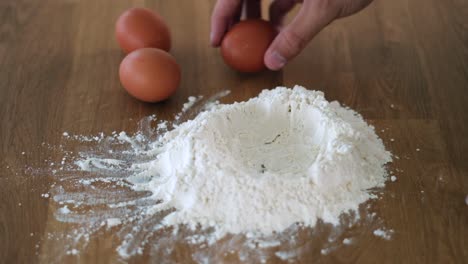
[231,1,243,27]
[338,0,374,18]
[269,0,297,29]
[211,0,243,46]
[264,0,339,70]
[211,0,263,46]
[245,0,261,19]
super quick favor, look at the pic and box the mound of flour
[125,85,392,240]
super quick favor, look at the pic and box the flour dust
[42,86,393,262]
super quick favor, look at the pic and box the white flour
[373,228,394,240]
[121,85,391,239]
[48,85,392,261]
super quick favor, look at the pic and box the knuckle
[212,12,226,21]
[222,0,240,10]
[276,0,294,12]
[332,0,374,18]
[309,0,341,19]
[281,29,307,54]
[213,0,240,20]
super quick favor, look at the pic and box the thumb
[264,1,338,70]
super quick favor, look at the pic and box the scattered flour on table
[104,218,122,228]
[66,249,79,255]
[47,86,393,262]
[373,228,394,240]
[343,238,353,245]
[182,95,203,112]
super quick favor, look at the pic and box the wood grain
[1,0,467,263]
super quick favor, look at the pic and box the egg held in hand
[221,19,276,73]
[119,48,180,103]
[115,7,171,53]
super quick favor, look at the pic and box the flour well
[95,86,390,240]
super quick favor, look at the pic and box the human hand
[211,0,373,70]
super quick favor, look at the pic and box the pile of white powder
[118,85,391,239]
[50,85,392,260]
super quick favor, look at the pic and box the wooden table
[1,0,467,263]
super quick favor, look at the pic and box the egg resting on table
[115,7,171,53]
[119,48,180,103]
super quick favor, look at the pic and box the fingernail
[268,51,287,70]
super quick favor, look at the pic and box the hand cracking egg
[221,19,276,73]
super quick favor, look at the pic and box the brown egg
[115,7,171,53]
[221,19,276,73]
[119,48,180,102]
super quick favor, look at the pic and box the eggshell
[221,19,276,73]
[116,7,171,53]
[119,48,180,102]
